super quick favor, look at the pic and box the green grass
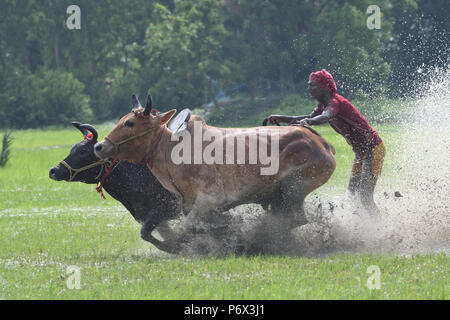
[0,123,448,299]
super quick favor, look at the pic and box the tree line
[0,0,448,128]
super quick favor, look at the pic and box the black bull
[49,122,180,253]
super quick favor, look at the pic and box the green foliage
[140,0,234,110]
[100,73,141,121]
[0,131,13,167]
[206,96,283,127]
[1,69,92,128]
[273,95,314,116]
[0,0,446,128]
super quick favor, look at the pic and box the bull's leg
[153,200,181,241]
[282,192,308,226]
[271,176,308,226]
[275,139,334,226]
[179,200,233,235]
[180,206,216,234]
[141,208,185,254]
[154,220,178,242]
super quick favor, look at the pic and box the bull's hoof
[140,230,183,254]
[155,240,183,254]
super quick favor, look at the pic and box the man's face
[308,79,325,100]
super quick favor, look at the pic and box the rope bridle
[59,157,121,199]
[59,159,108,182]
[104,127,157,158]
[60,132,122,199]
[103,108,163,162]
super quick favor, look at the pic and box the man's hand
[293,118,311,126]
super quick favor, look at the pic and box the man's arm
[298,110,333,126]
[268,111,315,124]
[267,115,297,124]
[289,111,319,124]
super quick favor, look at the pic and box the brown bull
[94,94,336,252]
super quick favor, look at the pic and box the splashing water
[163,68,450,257]
[349,67,450,255]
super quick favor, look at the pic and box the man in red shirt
[268,69,385,215]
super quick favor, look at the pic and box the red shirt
[312,94,382,157]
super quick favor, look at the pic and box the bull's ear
[143,93,153,116]
[158,109,177,126]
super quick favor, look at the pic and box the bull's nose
[94,141,113,159]
[49,167,57,180]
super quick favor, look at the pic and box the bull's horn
[143,93,153,116]
[80,124,98,142]
[72,121,88,136]
[131,94,143,109]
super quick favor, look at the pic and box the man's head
[308,69,337,100]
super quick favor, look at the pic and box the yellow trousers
[348,142,386,215]
[351,142,386,179]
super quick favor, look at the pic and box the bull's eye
[124,120,135,128]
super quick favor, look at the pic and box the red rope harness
[96,158,119,199]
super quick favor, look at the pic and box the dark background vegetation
[0,0,448,128]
